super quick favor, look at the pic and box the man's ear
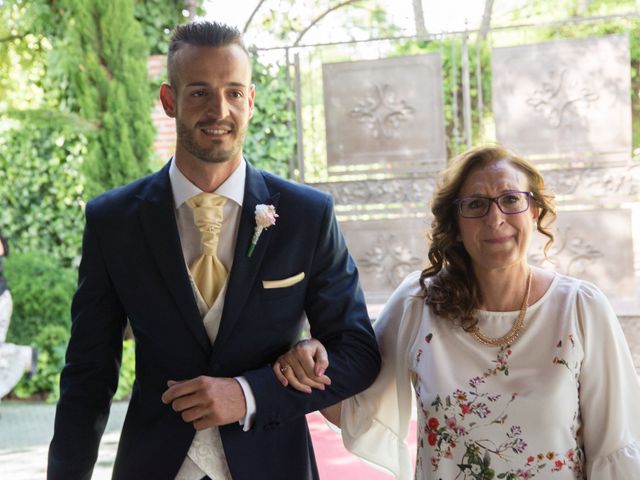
[160,83,176,118]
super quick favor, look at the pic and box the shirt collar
[169,158,246,209]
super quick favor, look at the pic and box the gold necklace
[470,270,533,348]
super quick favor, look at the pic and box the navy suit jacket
[48,162,380,480]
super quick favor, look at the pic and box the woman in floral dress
[273,145,640,479]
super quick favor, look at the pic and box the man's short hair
[167,21,249,84]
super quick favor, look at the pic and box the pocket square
[262,272,305,289]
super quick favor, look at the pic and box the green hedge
[115,338,136,401]
[13,324,136,403]
[244,55,296,178]
[0,120,86,267]
[4,252,76,346]
[12,324,69,401]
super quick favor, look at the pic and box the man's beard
[176,119,246,164]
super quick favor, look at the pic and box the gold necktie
[186,192,227,308]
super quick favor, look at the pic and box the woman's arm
[575,281,640,477]
[274,271,424,479]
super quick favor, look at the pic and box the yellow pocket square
[262,272,305,289]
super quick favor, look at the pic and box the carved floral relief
[350,84,416,140]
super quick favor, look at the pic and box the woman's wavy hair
[420,144,557,330]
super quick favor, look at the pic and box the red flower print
[428,417,440,430]
[555,460,564,469]
[527,456,535,464]
[428,431,437,446]
[460,403,470,414]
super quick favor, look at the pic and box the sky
[202,0,493,47]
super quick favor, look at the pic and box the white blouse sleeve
[340,271,423,480]
[575,280,640,479]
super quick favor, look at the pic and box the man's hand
[161,376,247,430]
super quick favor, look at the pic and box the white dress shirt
[169,158,256,479]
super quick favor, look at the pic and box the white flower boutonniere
[247,204,278,257]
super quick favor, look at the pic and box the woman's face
[456,159,538,274]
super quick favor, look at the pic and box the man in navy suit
[48,21,380,480]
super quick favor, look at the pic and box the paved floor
[1,317,637,479]
[0,401,127,480]
[0,401,400,479]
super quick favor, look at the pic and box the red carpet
[307,412,417,479]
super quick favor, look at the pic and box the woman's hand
[273,338,331,394]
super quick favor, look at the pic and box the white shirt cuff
[235,376,256,432]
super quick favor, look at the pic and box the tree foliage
[0,118,87,266]
[0,0,55,112]
[243,0,400,47]
[46,0,156,199]
[244,55,296,178]
[0,0,207,265]
[134,0,204,55]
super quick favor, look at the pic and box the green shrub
[114,339,136,401]
[0,120,87,267]
[52,0,156,200]
[5,251,137,401]
[244,55,296,179]
[4,252,76,345]
[12,324,69,402]
[13,325,136,403]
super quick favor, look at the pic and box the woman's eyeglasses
[453,191,533,219]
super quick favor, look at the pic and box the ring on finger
[280,365,290,373]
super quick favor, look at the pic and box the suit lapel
[137,163,211,355]
[214,164,280,348]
